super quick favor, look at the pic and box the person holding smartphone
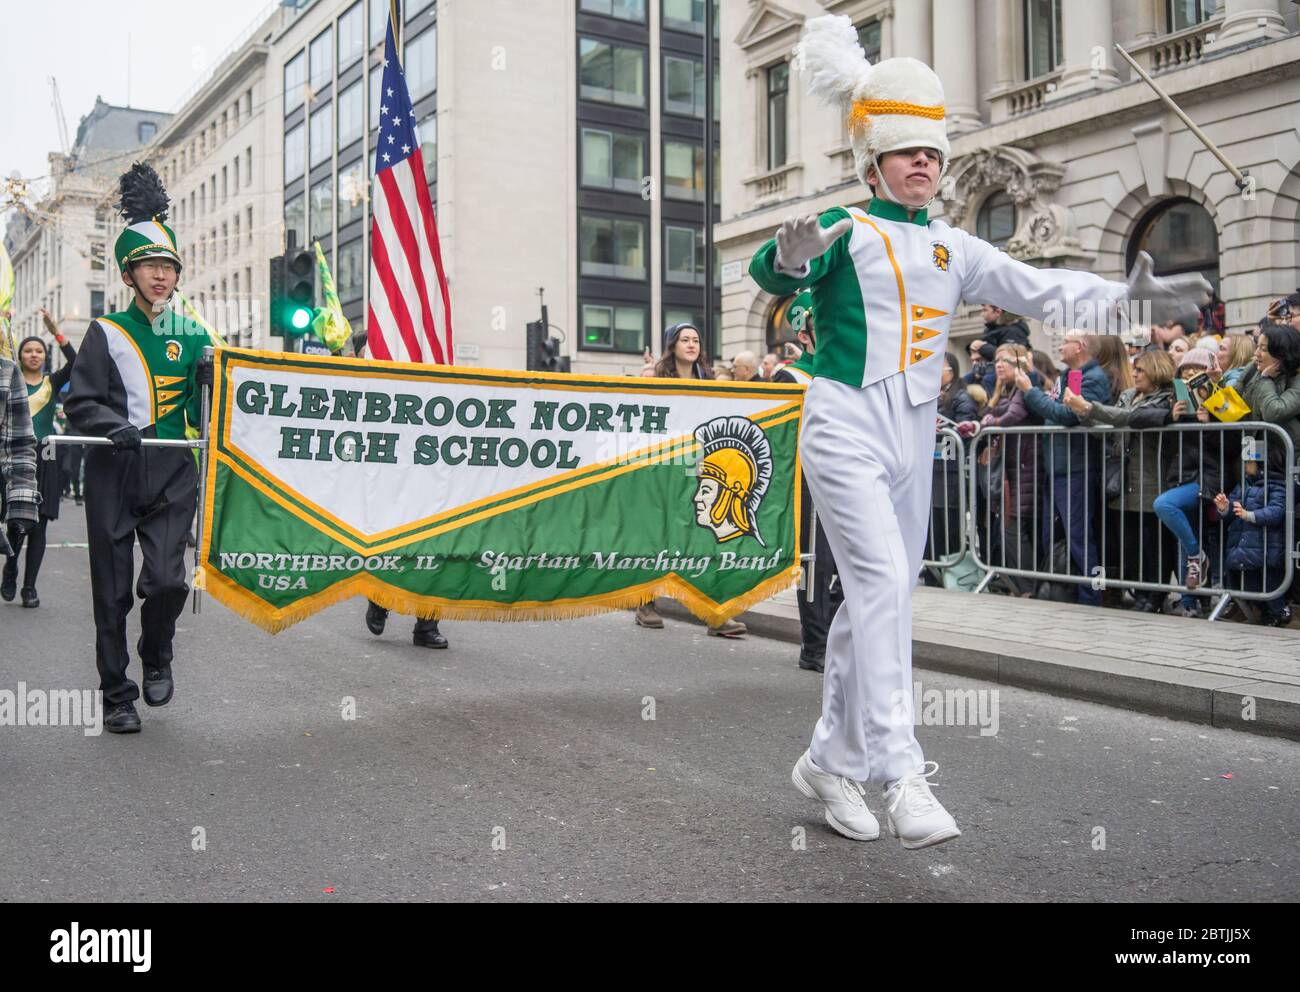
[1014,332,1112,607]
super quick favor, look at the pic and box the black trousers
[796,478,842,662]
[84,445,196,706]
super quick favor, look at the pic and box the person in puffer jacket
[1212,447,1292,627]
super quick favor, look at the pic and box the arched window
[976,191,1017,249]
[1127,197,1220,295]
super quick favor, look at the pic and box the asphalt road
[2,507,1297,902]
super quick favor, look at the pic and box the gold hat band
[848,99,946,133]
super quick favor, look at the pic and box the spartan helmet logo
[931,241,951,272]
[692,416,773,546]
[165,340,182,362]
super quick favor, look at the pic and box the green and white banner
[201,349,805,632]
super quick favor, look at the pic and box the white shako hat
[796,14,949,203]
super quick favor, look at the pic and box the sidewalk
[663,587,1300,741]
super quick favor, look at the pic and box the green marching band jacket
[64,302,207,441]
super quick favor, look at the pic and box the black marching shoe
[20,586,39,609]
[412,621,448,649]
[104,702,142,734]
[798,654,825,674]
[365,601,388,636]
[1,560,16,602]
[142,665,174,707]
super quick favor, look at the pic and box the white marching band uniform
[752,15,1204,848]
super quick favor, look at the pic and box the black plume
[115,162,170,224]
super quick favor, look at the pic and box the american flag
[367,1,452,364]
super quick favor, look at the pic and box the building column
[1206,0,1287,51]
[892,0,932,63]
[1052,0,1120,99]
[931,0,981,132]
[1133,0,1158,43]
[993,0,1016,88]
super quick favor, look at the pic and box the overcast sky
[2,0,274,239]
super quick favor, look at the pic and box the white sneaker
[882,761,961,850]
[791,749,880,841]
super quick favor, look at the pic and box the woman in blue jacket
[1213,447,1291,626]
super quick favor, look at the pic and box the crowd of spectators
[931,290,1300,627]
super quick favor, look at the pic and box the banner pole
[193,346,213,614]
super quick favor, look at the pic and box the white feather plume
[795,14,871,106]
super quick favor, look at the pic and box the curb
[656,601,1300,742]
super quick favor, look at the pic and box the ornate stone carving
[941,145,1094,267]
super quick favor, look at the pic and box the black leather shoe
[142,665,174,707]
[105,702,142,734]
[20,586,38,608]
[365,601,388,636]
[413,623,448,649]
[1,561,15,602]
[798,654,825,673]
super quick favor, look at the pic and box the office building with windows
[5,98,171,356]
[720,0,1300,356]
[269,0,719,373]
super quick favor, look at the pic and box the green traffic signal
[291,306,313,331]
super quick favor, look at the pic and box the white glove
[1126,251,1212,327]
[774,214,853,277]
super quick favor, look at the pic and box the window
[284,51,306,114]
[369,65,382,129]
[233,157,240,192]
[663,0,715,35]
[310,178,334,241]
[233,214,241,254]
[767,63,788,170]
[579,214,647,280]
[417,114,437,184]
[221,222,228,260]
[89,242,105,272]
[580,0,646,21]
[90,289,104,317]
[665,225,705,285]
[338,160,367,228]
[284,124,306,182]
[1127,197,1220,295]
[138,121,157,143]
[310,103,333,168]
[1168,0,1219,31]
[664,56,701,117]
[370,0,389,46]
[1024,0,1063,78]
[338,2,364,69]
[406,27,437,100]
[581,128,645,193]
[579,38,646,107]
[245,147,252,187]
[581,304,646,352]
[338,81,363,148]
[247,206,254,245]
[309,27,333,97]
[285,194,305,250]
[976,192,1017,249]
[856,20,882,63]
[338,240,363,303]
[664,139,704,201]
[222,165,228,202]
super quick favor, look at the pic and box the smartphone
[1067,369,1083,396]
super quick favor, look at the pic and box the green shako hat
[113,162,182,273]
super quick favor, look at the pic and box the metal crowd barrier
[955,419,1298,621]
[923,425,970,571]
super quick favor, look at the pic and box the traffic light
[525,320,570,373]
[269,249,318,338]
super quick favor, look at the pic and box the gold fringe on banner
[198,562,803,636]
